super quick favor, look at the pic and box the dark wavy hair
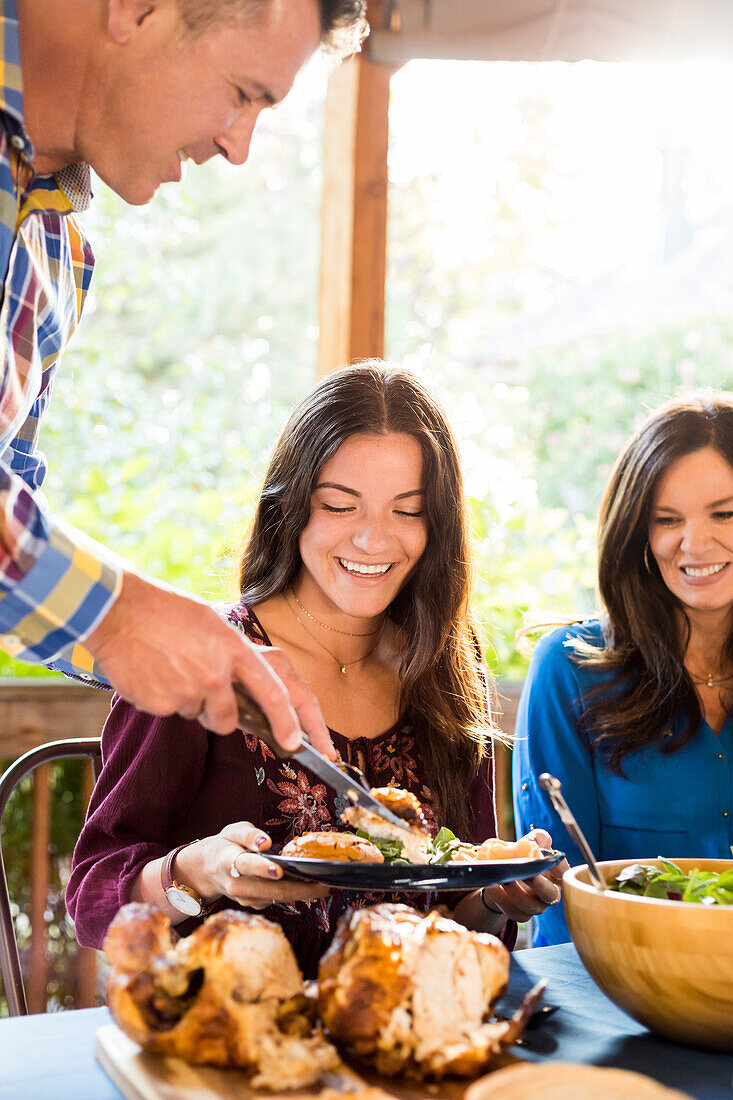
[236,361,496,837]
[575,391,733,772]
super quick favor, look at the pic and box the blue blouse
[512,621,733,946]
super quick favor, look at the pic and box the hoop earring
[643,543,655,573]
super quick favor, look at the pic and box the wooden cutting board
[95,1025,512,1100]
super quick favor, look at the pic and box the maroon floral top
[67,604,506,977]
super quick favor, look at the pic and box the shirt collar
[0,0,92,212]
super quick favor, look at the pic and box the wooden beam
[0,681,111,759]
[317,48,394,376]
[367,0,733,65]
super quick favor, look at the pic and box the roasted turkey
[340,786,432,863]
[318,903,541,1079]
[281,831,384,862]
[104,904,356,1091]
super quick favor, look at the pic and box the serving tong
[538,773,606,890]
[234,684,410,832]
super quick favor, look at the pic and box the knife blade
[233,684,410,831]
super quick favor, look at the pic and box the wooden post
[494,743,513,840]
[77,759,97,1009]
[28,762,50,1013]
[493,683,521,840]
[317,32,394,376]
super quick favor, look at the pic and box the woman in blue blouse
[513,392,733,946]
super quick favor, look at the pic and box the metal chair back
[0,738,102,1015]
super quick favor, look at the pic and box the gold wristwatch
[161,841,208,917]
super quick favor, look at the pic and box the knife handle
[232,683,291,760]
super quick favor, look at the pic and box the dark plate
[267,849,565,892]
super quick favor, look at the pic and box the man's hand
[85,572,335,755]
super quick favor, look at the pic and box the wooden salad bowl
[563,858,733,1051]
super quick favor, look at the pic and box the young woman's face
[297,432,429,623]
[648,446,733,620]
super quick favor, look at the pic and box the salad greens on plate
[355,826,473,865]
[609,857,733,906]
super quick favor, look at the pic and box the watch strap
[162,841,208,914]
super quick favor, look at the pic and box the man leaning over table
[0,0,365,750]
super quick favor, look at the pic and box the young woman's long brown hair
[236,361,496,837]
[574,391,733,773]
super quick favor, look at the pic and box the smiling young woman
[68,361,564,977]
[513,391,733,948]
[235,363,492,813]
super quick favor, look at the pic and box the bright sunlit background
[20,56,733,677]
[388,60,733,343]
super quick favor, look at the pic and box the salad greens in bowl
[609,856,733,905]
[563,856,733,1051]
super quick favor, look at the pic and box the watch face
[165,886,203,917]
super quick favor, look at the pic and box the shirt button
[724,812,729,818]
[719,754,724,760]
[522,783,528,791]
[10,135,24,151]
[2,634,20,647]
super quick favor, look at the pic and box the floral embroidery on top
[266,769,332,837]
[226,602,269,646]
[367,725,420,788]
[242,731,277,763]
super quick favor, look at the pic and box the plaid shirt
[0,0,121,681]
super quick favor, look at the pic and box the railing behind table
[0,678,522,1015]
[0,681,111,1014]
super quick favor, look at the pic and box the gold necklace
[689,667,733,689]
[285,592,385,674]
[290,587,382,637]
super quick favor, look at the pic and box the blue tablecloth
[0,942,731,1099]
